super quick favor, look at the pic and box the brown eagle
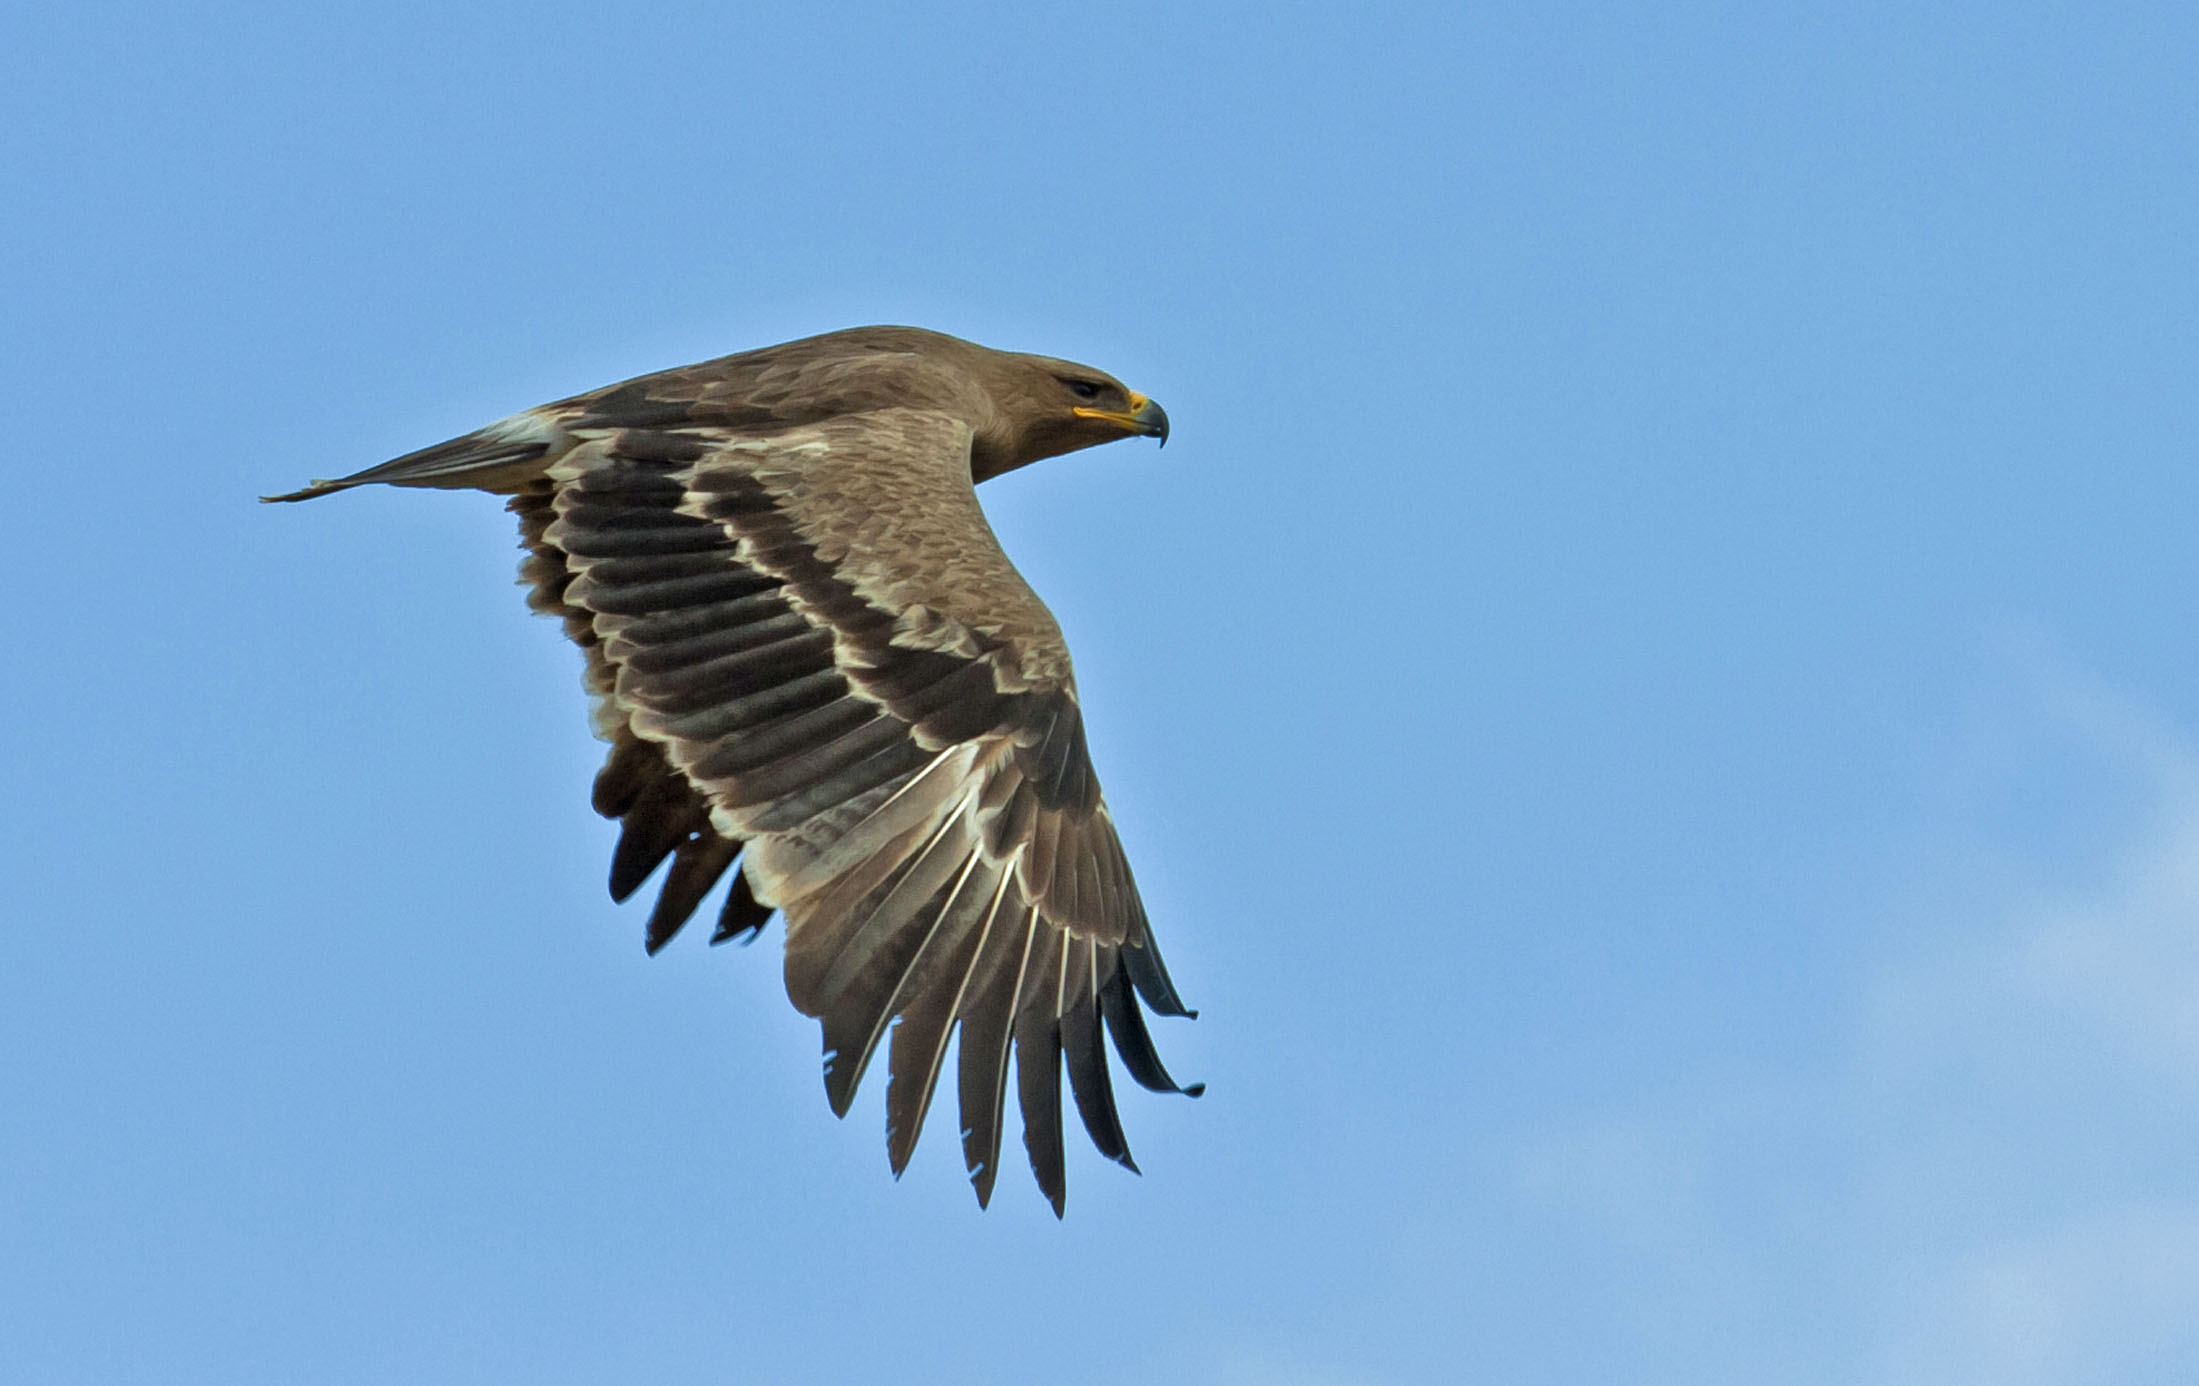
[267,326,1198,1214]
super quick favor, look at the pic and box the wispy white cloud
[1517,652,2199,1384]
[1877,1200,2199,1386]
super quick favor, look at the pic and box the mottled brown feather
[266,325,1193,1213]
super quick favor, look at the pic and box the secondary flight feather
[267,325,1198,1214]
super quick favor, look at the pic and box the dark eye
[1067,380,1102,400]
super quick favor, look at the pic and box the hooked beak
[1074,390,1170,447]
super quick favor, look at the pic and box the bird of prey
[267,325,1198,1214]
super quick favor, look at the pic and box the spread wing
[508,409,1197,1213]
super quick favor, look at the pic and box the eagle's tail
[262,408,569,502]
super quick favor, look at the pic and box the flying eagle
[268,326,1198,1214]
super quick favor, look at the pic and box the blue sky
[6,2,2199,1382]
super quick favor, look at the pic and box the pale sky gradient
[6,3,2199,1383]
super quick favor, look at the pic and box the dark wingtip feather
[592,737,663,819]
[884,869,1003,1177]
[958,905,1034,1211]
[887,1134,915,1180]
[1121,935,1196,1019]
[1099,968,1202,1096]
[1016,1013,1067,1216]
[963,1105,1005,1209]
[970,1157,997,1209]
[822,1045,859,1119]
[607,778,703,903]
[709,869,773,945]
[642,833,740,955]
[822,1034,869,1118]
[609,831,682,903]
[1062,971,1135,1171]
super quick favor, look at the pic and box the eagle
[267,326,1198,1214]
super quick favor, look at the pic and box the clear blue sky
[7,3,2199,1382]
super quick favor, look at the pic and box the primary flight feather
[267,326,1198,1215]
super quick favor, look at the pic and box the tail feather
[262,411,567,502]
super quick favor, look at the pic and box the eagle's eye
[1066,380,1103,400]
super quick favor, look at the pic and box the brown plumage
[267,325,1199,1214]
